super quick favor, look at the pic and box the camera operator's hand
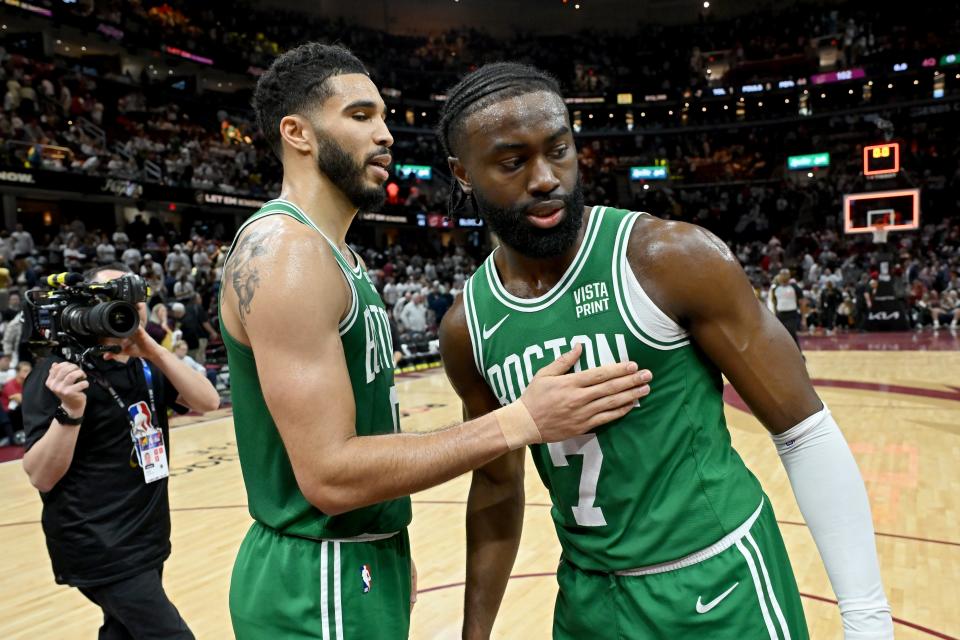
[105,326,163,362]
[46,361,89,416]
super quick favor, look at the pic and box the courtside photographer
[20,264,220,640]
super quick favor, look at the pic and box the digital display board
[787,153,830,170]
[394,164,432,180]
[629,166,668,181]
[863,143,900,176]
[810,68,865,85]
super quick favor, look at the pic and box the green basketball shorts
[230,521,411,640]
[554,496,808,639]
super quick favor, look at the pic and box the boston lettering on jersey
[363,305,395,384]
[485,332,629,406]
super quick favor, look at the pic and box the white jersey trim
[622,252,689,344]
[611,211,690,351]
[485,206,604,312]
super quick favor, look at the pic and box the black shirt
[179,303,208,350]
[23,355,186,587]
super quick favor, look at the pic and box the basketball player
[437,63,893,639]
[220,44,652,640]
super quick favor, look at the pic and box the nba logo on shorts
[360,564,372,594]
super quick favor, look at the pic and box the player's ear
[279,115,314,158]
[448,156,472,195]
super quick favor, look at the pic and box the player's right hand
[519,343,651,442]
[45,361,89,417]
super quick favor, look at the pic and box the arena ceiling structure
[260,0,825,34]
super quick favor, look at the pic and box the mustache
[364,147,391,163]
[514,195,576,215]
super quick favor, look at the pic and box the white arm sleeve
[772,404,894,640]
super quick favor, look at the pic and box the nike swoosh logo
[695,582,739,614]
[482,314,510,340]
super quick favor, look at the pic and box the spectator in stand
[95,234,117,265]
[11,223,34,261]
[140,254,165,294]
[399,293,429,334]
[1,360,31,438]
[173,340,217,387]
[173,271,196,301]
[932,289,959,330]
[122,243,143,272]
[178,294,217,365]
[165,245,191,278]
[146,303,175,351]
[819,280,842,335]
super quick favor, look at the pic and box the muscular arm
[439,298,525,640]
[222,219,645,516]
[633,220,892,639]
[630,222,820,432]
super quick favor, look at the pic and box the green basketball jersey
[220,198,411,539]
[462,206,762,571]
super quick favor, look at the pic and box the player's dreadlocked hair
[437,62,562,215]
[254,43,368,160]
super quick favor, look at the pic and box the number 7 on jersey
[548,434,607,527]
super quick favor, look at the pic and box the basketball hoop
[871,222,889,244]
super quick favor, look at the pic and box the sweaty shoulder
[625,214,743,324]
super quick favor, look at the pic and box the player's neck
[278,171,357,250]
[495,205,592,296]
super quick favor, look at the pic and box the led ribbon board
[787,153,830,170]
[629,166,668,181]
[394,164,432,180]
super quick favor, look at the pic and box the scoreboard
[863,142,900,176]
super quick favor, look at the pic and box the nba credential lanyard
[88,358,170,484]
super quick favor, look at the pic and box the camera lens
[61,302,140,338]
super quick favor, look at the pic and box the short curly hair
[253,42,369,160]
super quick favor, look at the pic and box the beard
[314,129,387,212]
[473,177,585,259]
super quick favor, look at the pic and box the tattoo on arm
[227,228,270,323]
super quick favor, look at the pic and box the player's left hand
[410,558,418,612]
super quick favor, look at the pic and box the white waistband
[614,498,765,577]
[322,531,400,543]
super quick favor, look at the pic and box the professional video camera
[23,272,148,363]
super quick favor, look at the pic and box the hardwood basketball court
[1,332,958,639]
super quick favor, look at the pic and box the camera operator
[21,264,220,640]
